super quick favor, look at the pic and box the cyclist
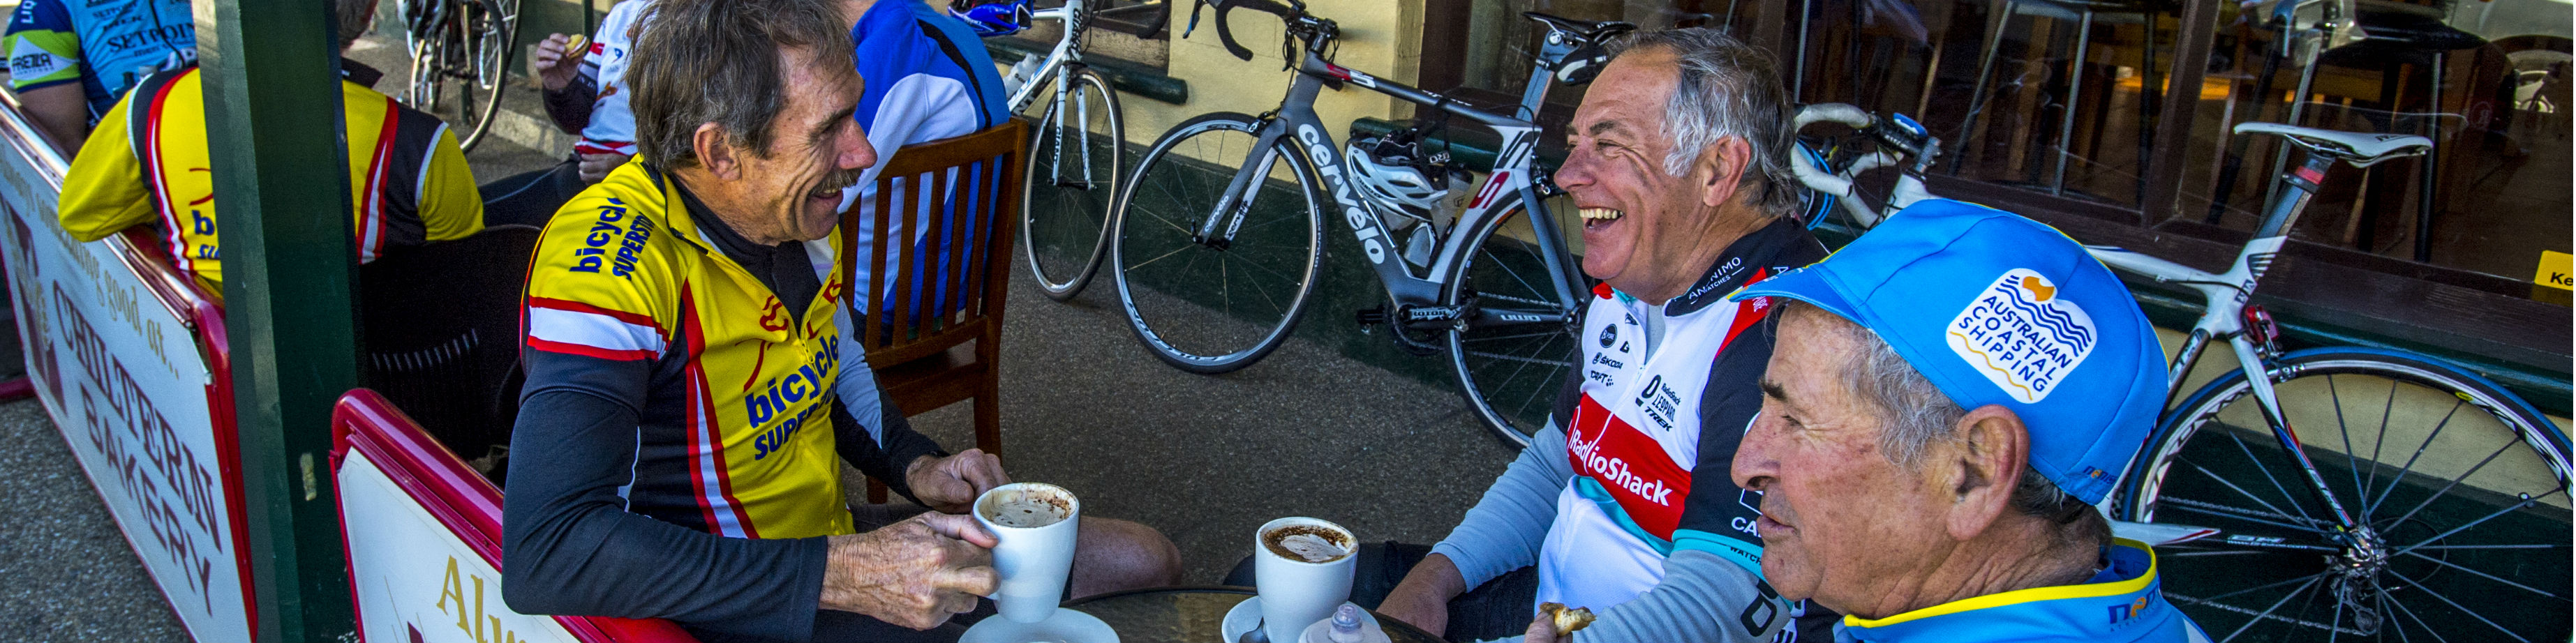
[1256,29,1836,643]
[480,0,657,227]
[840,0,1009,313]
[3,0,194,154]
[500,1,1175,640]
[1725,202,2205,643]
[54,0,483,295]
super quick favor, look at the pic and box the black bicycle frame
[1189,36,1581,326]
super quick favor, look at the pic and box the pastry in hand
[1538,602,1596,634]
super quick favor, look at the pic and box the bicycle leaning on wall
[959,0,1133,301]
[1793,102,2573,643]
[395,0,516,152]
[1107,0,1632,446]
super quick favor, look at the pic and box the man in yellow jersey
[54,0,483,293]
[499,1,1177,640]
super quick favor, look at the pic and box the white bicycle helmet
[1345,135,1451,214]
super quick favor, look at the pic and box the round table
[1064,586,1443,643]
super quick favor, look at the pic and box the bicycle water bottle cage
[2242,305,2282,358]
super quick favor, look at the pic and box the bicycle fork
[1191,126,1290,249]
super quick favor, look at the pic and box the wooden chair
[845,121,1026,502]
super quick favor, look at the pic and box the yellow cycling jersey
[56,63,484,289]
[521,159,858,539]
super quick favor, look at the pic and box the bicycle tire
[1021,65,1124,301]
[452,0,514,151]
[1442,207,1580,448]
[2117,347,2571,643]
[1108,112,1322,374]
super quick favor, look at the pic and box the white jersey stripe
[527,306,667,354]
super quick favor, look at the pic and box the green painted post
[197,0,363,640]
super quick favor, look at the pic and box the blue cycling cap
[1727,199,2165,504]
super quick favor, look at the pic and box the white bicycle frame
[1792,107,2439,543]
[1004,0,1111,189]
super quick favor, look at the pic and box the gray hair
[1602,28,1800,217]
[1785,302,2106,541]
[628,0,856,168]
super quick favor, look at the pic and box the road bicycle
[1794,103,2572,642]
[396,0,516,153]
[967,0,1132,301]
[1108,0,1632,446]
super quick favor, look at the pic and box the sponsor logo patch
[1944,268,2096,403]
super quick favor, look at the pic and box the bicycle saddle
[1522,12,1630,43]
[2234,122,2430,166]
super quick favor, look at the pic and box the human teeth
[1579,207,1623,221]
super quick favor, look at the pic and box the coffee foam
[1262,524,1351,563]
[981,486,1071,528]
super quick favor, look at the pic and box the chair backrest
[846,121,1027,364]
[357,224,542,454]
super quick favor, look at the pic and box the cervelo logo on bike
[1322,63,1379,89]
[1295,123,1390,265]
[1944,268,2097,403]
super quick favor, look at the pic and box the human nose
[1732,413,1780,492]
[1554,144,1597,192]
[841,123,877,171]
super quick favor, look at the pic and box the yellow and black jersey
[517,159,939,540]
[56,63,484,289]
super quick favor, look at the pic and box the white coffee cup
[1253,517,1356,643]
[972,482,1081,623]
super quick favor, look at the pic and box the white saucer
[1220,596,1380,642]
[960,607,1119,643]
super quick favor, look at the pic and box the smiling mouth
[1579,207,1623,229]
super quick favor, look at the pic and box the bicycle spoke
[2406,543,2568,550]
[2219,575,2323,643]
[2329,374,2367,512]
[2180,457,2318,529]
[1126,241,1200,272]
[2385,568,2531,642]
[2365,375,2398,515]
[2382,436,2525,534]
[2388,487,2561,558]
[2224,427,2323,526]
[2381,587,2442,643]
[2161,492,2339,534]
[2367,398,2466,517]
[2192,569,2336,605]
[2397,549,2563,599]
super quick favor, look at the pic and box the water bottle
[1003,52,1041,98]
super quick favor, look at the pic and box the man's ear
[692,123,740,180]
[1940,404,2030,542]
[1695,136,1755,209]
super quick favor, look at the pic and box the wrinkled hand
[819,512,999,630]
[1522,614,1572,643]
[576,152,630,183]
[1377,553,1463,637]
[906,450,1009,513]
[532,33,582,91]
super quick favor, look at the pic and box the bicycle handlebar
[1187,0,1306,61]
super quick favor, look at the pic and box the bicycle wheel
[1443,207,1581,448]
[1108,112,1322,374]
[1021,65,1124,301]
[2119,347,2571,643]
[408,0,512,152]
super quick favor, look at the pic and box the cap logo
[1944,268,2097,403]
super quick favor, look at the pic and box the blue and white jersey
[1838,540,2212,643]
[572,0,652,157]
[4,0,195,122]
[840,0,1008,312]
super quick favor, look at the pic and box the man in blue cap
[1722,199,2209,643]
